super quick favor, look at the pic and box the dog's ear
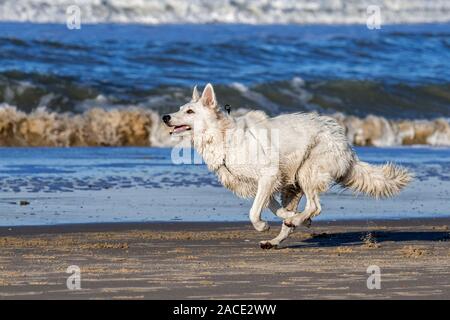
[201,83,217,108]
[192,85,200,101]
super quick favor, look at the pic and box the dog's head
[162,83,222,137]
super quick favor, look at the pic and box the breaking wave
[2,74,450,119]
[1,0,450,25]
[1,104,450,147]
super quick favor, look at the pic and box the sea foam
[1,0,449,24]
[1,104,450,147]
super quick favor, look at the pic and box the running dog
[162,84,412,249]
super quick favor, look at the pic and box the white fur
[164,84,413,249]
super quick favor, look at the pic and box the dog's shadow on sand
[283,230,450,249]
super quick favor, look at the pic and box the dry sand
[0,218,449,299]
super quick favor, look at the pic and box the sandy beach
[0,218,448,299]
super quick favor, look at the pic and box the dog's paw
[259,241,277,250]
[252,220,270,232]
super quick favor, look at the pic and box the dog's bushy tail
[342,160,412,198]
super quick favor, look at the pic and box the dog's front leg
[249,176,275,232]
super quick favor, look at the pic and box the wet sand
[0,218,449,299]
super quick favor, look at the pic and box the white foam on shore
[1,103,450,147]
[1,0,450,25]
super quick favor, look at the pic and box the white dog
[163,84,412,249]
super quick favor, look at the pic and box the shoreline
[1,217,448,299]
[1,216,450,236]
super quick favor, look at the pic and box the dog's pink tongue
[173,125,189,133]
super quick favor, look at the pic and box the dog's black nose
[162,115,171,123]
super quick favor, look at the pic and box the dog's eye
[186,109,194,114]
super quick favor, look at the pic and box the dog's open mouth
[170,125,191,135]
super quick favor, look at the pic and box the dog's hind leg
[284,191,321,228]
[260,223,295,249]
[284,160,331,228]
[261,190,315,249]
[268,190,311,227]
[261,188,306,249]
